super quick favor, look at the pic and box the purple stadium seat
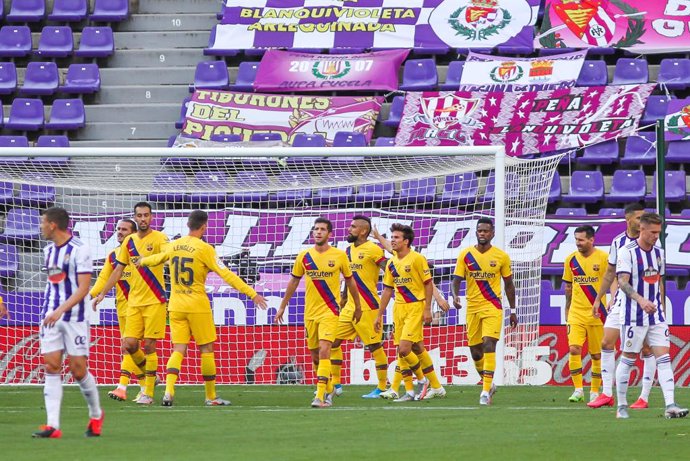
[576,61,607,87]
[6,0,45,22]
[666,140,690,164]
[190,61,229,92]
[289,134,325,167]
[0,62,17,95]
[646,171,686,202]
[48,0,88,22]
[599,208,625,217]
[440,61,465,90]
[204,25,238,57]
[5,99,44,131]
[20,62,60,96]
[0,244,18,278]
[0,177,14,206]
[175,97,191,129]
[382,96,405,129]
[333,132,366,147]
[90,0,129,22]
[229,171,270,204]
[1,208,41,242]
[35,26,73,58]
[46,99,85,130]
[275,172,313,203]
[562,171,604,203]
[148,173,188,203]
[400,59,438,91]
[0,26,32,57]
[621,132,656,166]
[188,172,229,205]
[657,59,690,90]
[329,48,366,54]
[312,172,354,205]
[548,171,561,203]
[250,133,282,142]
[233,62,259,92]
[399,178,436,205]
[605,170,646,202]
[34,135,70,167]
[577,140,618,165]
[374,137,395,146]
[555,207,587,216]
[681,209,690,218]
[210,134,241,143]
[440,173,478,206]
[75,27,114,58]
[356,182,395,205]
[496,27,534,55]
[17,173,56,207]
[641,95,674,125]
[61,63,100,94]
[483,172,520,203]
[167,135,176,147]
[0,135,28,147]
[612,58,648,85]
[539,47,577,56]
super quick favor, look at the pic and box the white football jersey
[616,240,664,326]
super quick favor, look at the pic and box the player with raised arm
[563,225,608,403]
[89,218,141,402]
[33,207,103,438]
[451,217,517,406]
[614,213,687,420]
[375,224,446,402]
[330,216,390,399]
[275,217,362,408]
[92,202,169,405]
[138,210,268,406]
[588,203,657,409]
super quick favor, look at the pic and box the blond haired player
[563,225,608,403]
[138,210,267,406]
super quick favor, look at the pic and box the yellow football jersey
[140,235,257,313]
[454,246,512,313]
[345,240,386,311]
[383,250,431,303]
[116,230,169,307]
[292,246,351,321]
[563,249,608,325]
[90,247,133,312]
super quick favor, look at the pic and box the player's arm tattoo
[617,273,639,302]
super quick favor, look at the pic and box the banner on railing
[209,0,539,52]
[665,97,690,141]
[253,49,408,92]
[537,0,690,54]
[459,50,587,92]
[181,90,382,145]
[394,84,654,155]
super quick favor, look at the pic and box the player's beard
[346,234,357,243]
[138,221,149,231]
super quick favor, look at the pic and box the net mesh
[0,149,561,386]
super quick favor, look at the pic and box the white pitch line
[0,405,595,412]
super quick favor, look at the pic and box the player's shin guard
[402,367,415,393]
[144,352,158,397]
[400,351,424,381]
[131,349,147,373]
[391,365,403,393]
[44,373,63,429]
[372,347,389,391]
[119,354,138,388]
[601,348,615,396]
[316,359,331,401]
[482,352,496,393]
[615,356,636,407]
[165,351,184,397]
[569,353,583,390]
[656,354,675,407]
[591,358,602,394]
[330,346,343,387]
[201,352,217,401]
[418,349,441,388]
[474,356,484,380]
[78,372,102,419]
[640,354,656,401]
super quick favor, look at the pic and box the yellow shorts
[169,311,217,346]
[467,309,502,346]
[124,302,167,340]
[305,315,338,350]
[116,306,127,338]
[393,301,424,345]
[336,307,382,345]
[567,323,604,355]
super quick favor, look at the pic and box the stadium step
[86,104,181,123]
[95,85,191,104]
[101,67,195,85]
[79,122,178,140]
[109,49,206,68]
[138,0,221,15]
[114,31,210,50]
[117,14,218,32]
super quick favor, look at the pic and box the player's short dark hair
[574,225,595,238]
[41,207,69,231]
[640,212,662,226]
[188,210,208,230]
[390,223,414,246]
[624,203,645,215]
[133,201,152,213]
[352,215,371,236]
[313,217,332,232]
[477,217,494,229]
[119,218,137,232]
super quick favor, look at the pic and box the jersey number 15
[171,256,194,286]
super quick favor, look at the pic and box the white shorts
[604,302,622,330]
[40,320,90,357]
[620,323,669,354]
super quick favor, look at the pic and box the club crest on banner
[420,95,481,130]
[666,102,690,141]
[553,0,616,46]
[490,61,524,83]
[312,60,351,80]
[449,0,512,41]
[528,60,555,81]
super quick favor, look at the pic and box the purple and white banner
[210,0,539,52]
[665,97,690,141]
[254,49,408,92]
[181,90,382,144]
[459,50,586,92]
[394,84,654,156]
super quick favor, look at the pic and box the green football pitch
[1,385,688,461]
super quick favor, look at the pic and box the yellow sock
[118,354,137,387]
[402,368,415,393]
[400,351,424,381]
[418,349,442,388]
[474,356,484,380]
[201,352,217,401]
[165,351,184,397]
[330,346,343,386]
[591,358,601,394]
[569,353,583,389]
[131,349,146,373]
[316,359,331,401]
[371,347,389,391]
[144,352,158,397]
[482,352,496,393]
[391,365,403,393]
